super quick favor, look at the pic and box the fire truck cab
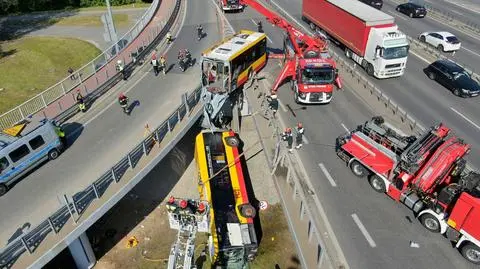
[219,0,244,11]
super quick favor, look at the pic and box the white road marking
[450,9,464,16]
[351,213,377,248]
[318,163,337,187]
[269,0,313,34]
[409,49,431,64]
[250,19,273,43]
[302,134,309,144]
[277,99,288,112]
[341,123,349,132]
[68,0,188,138]
[450,107,480,130]
[462,46,480,58]
[386,10,408,21]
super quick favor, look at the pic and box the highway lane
[224,6,476,269]
[264,0,480,169]
[422,0,480,26]
[0,0,221,246]
[383,0,480,70]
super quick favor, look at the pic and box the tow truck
[240,0,342,104]
[336,116,480,264]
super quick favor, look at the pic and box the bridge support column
[68,232,96,269]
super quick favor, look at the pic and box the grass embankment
[0,36,101,114]
[49,13,130,27]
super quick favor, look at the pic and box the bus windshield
[301,67,335,85]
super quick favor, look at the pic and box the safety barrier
[0,85,202,268]
[0,0,176,129]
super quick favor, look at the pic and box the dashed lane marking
[318,163,337,187]
[352,213,377,248]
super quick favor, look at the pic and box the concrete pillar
[68,232,96,269]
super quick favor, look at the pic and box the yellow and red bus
[201,30,267,93]
[194,130,258,267]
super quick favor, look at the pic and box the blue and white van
[0,119,64,196]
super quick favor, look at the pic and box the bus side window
[0,157,9,173]
[9,145,30,163]
[29,135,45,150]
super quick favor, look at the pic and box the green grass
[0,37,101,114]
[48,13,130,27]
[76,2,151,11]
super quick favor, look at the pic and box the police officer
[76,89,86,112]
[295,123,305,149]
[281,128,294,153]
[54,122,67,147]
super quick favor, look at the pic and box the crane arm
[240,0,327,55]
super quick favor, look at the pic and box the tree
[0,0,19,14]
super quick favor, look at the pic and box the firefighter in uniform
[76,89,86,112]
[166,196,179,213]
[267,94,279,118]
[281,127,294,153]
[295,123,305,149]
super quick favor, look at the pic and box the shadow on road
[62,122,83,147]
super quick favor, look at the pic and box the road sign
[259,200,268,211]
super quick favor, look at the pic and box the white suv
[419,31,461,52]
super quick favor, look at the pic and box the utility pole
[102,0,120,56]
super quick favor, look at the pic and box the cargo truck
[302,0,409,78]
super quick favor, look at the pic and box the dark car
[425,60,480,97]
[396,2,427,18]
[358,0,383,9]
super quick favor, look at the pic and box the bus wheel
[225,136,240,147]
[48,149,60,160]
[0,184,8,196]
[239,204,256,218]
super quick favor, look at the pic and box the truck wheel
[0,184,8,196]
[48,149,60,160]
[369,175,386,193]
[366,64,374,76]
[461,242,480,264]
[420,213,441,233]
[309,22,316,31]
[350,160,368,178]
[361,60,368,70]
[294,91,300,104]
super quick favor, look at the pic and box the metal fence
[0,0,170,129]
[0,86,203,268]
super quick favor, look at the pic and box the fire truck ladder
[167,217,198,269]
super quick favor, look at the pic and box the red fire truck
[241,0,341,104]
[219,0,244,11]
[336,116,480,264]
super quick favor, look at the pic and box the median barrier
[0,85,202,268]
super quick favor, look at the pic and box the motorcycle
[178,55,193,72]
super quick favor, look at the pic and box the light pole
[104,0,120,55]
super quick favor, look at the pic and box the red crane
[240,0,341,104]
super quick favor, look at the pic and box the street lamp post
[104,0,120,55]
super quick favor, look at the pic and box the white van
[0,119,65,196]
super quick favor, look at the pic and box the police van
[0,119,65,196]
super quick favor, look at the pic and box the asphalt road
[421,0,480,26]
[224,3,477,269]
[383,0,480,71]
[0,0,221,247]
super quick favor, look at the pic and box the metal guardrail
[0,0,164,129]
[0,86,203,268]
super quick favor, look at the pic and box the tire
[225,136,240,147]
[0,183,7,197]
[396,7,400,11]
[310,22,316,31]
[419,213,441,233]
[366,64,374,76]
[409,12,414,18]
[460,242,480,264]
[350,160,368,178]
[369,175,386,193]
[361,60,368,70]
[420,35,426,42]
[294,91,300,104]
[239,204,256,218]
[428,71,436,80]
[48,149,60,160]
[453,88,461,96]
[437,44,444,52]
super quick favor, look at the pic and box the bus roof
[202,30,266,62]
